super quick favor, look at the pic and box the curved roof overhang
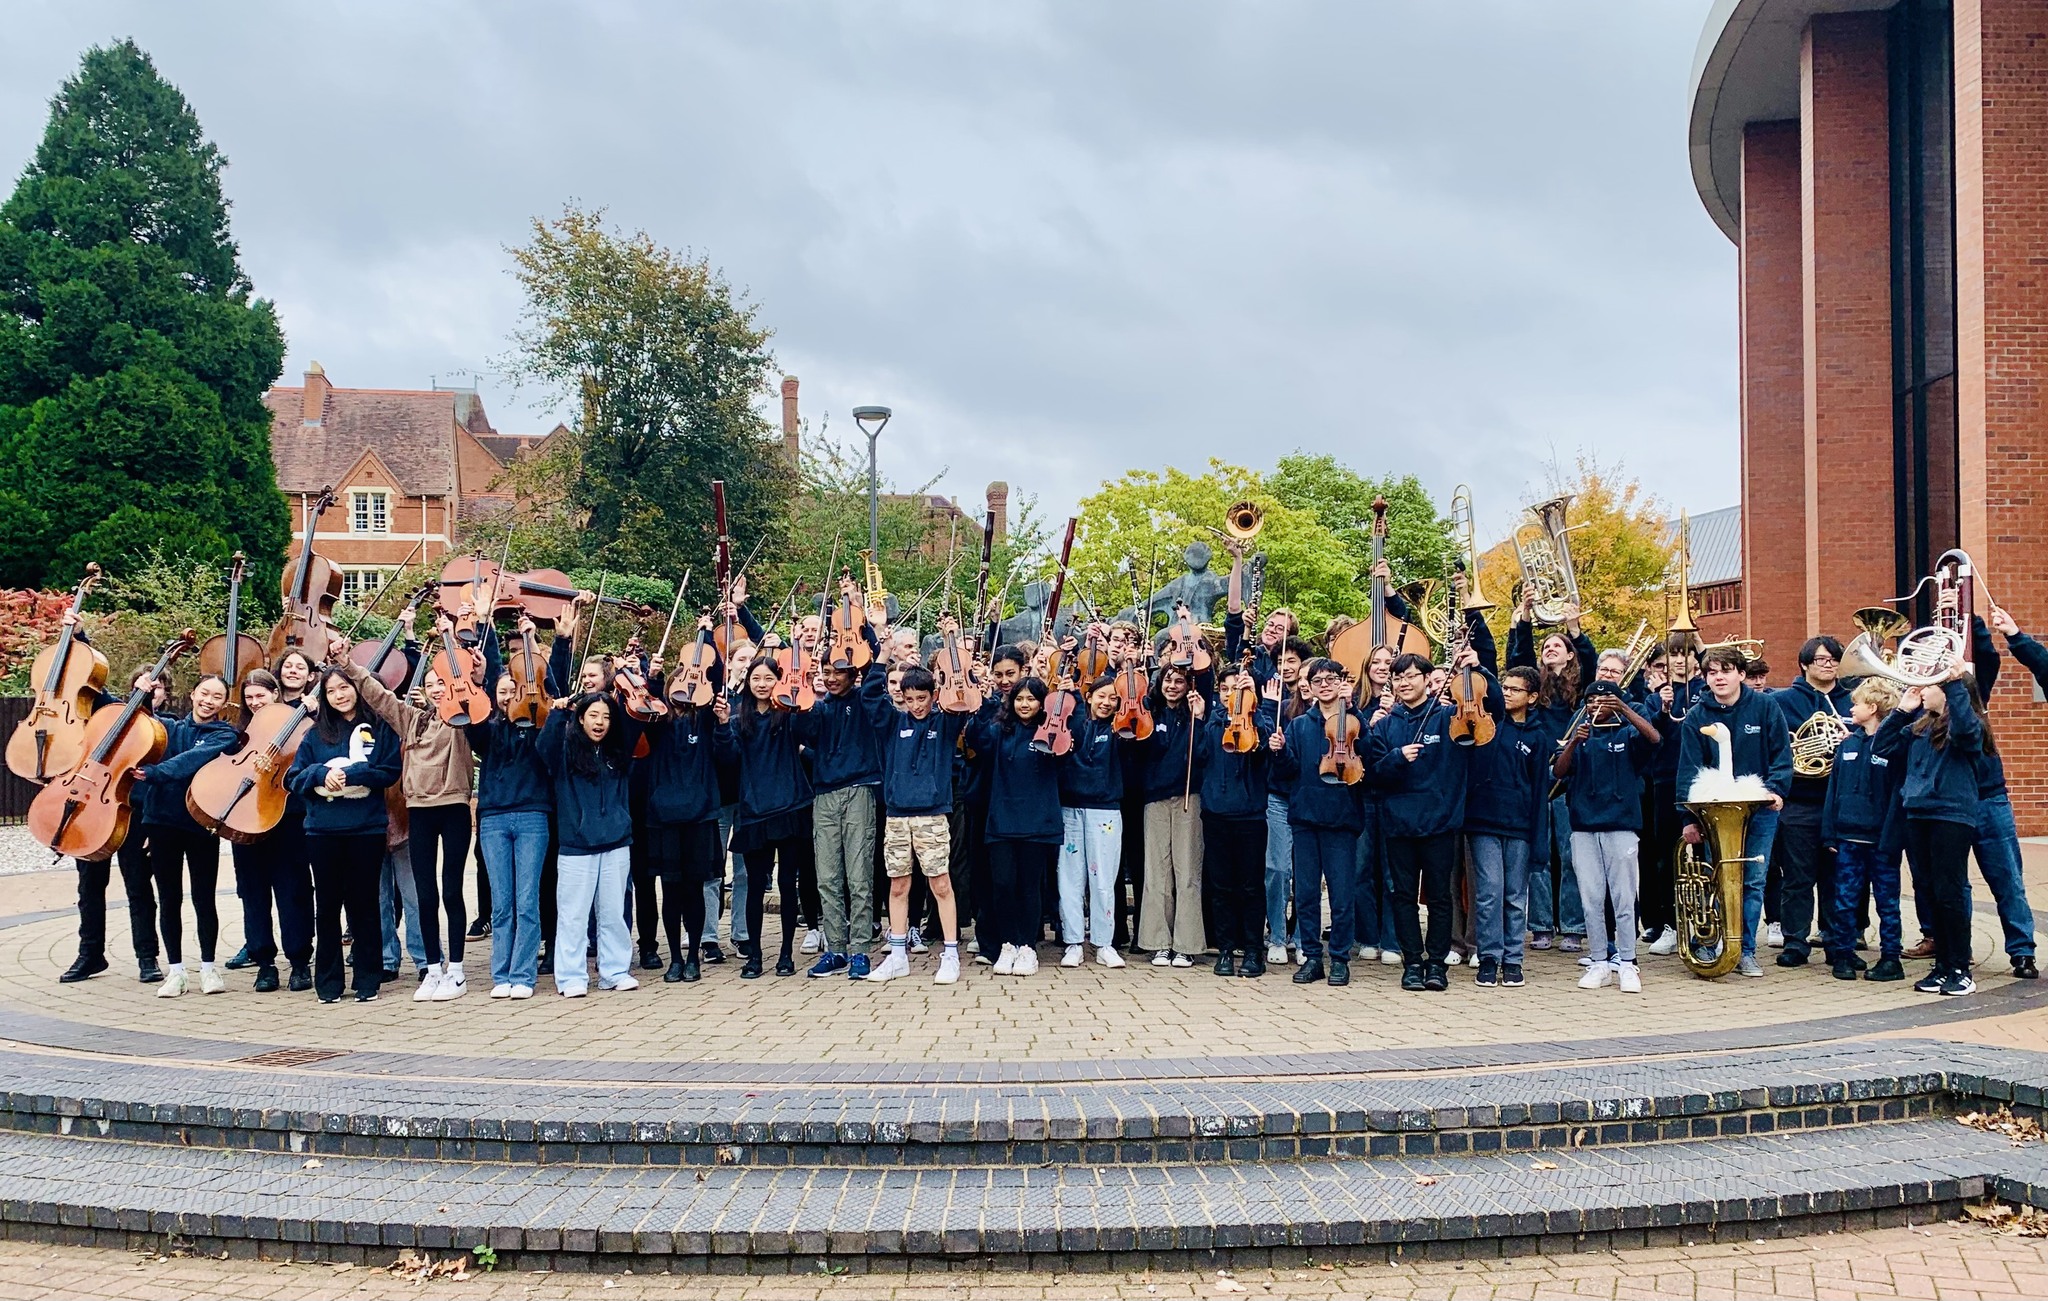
[1688,0,1895,243]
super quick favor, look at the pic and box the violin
[6,564,108,783]
[27,630,195,861]
[935,620,984,715]
[1074,623,1113,683]
[504,618,552,729]
[184,690,319,843]
[200,551,265,723]
[1445,567,1495,747]
[1031,645,1077,756]
[1163,601,1212,673]
[770,629,817,711]
[348,584,432,690]
[1221,553,1266,756]
[1329,495,1429,689]
[432,634,490,727]
[1112,652,1154,741]
[268,486,342,663]
[611,644,669,723]
[668,619,718,709]
[1317,706,1364,786]
[827,569,873,671]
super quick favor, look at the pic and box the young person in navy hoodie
[1268,658,1367,988]
[713,653,814,980]
[966,677,1063,977]
[135,673,239,998]
[1770,637,1854,970]
[1056,672,1129,969]
[537,690,645,996]
[1894,668,1986,996]
[286,666,403,1004]
[627,616,724,987]
[219,670,313,995]
[1134,658,1210,967]
[1552,650,1660,994]
[793,586,885,980]
[1463,665,1547,989]
[1821,677,1907,983]
[1199,667,1273,978]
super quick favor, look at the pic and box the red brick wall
[1801,14,1897,645]
[1955,0,2048,833]
[1739,121,1809,665]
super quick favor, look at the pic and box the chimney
[986,481,1009,543]
[780,375,800,463]
[301,362,330,426]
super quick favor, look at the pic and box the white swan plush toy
[1684,722,1774,803]
[317,723,376,799]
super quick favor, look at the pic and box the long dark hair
[1003,677,1049,732]
[735,658,785,738]
[1536,631,1581,709]
[311,666,362,744]
[1915,678,1997,756]
[565,693,628,779]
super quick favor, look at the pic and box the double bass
[199,551,265,722]
[268,486,342,663]
[6,564,107,783]
[185,688,320,843]
[1329,495,1430,690]
[27,631,195,861]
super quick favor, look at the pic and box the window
[350,489,390,534]
[341,568,393,606]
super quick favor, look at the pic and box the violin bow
[655,568,690,663]
[581,572,609,668]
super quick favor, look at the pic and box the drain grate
[234,1047,349,1068]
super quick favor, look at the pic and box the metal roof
[1669,504,1741,585]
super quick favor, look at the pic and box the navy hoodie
[1371,691,1492,839]
[1822,715,1906,846]
[2004,629,2048,695]
[965,710,1064,843]
[1675,685,1794,806]
[1271,707,1368,832]
[1057,704,1125,809]
[793,684,882,795]
[1557,717,1655,832]
[1197,698,1272,820]
[285,711,403,837]
[465,712,554,817]
[1135,696,1205,804]
[635,706,722,827]
[860,662,969,817]
[1463,710,1549,842]
[715,704,812,827]
[536,706,643,853]
[1899,681,1983,826]
[138,714,238,831]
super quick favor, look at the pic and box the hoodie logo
[1743,724,1762,735]
[1423,733,1441,746]
[899,728,915,739]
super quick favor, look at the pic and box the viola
[611,655,669,722]
[199,551,265,723]
[1317,706,1364,786]
[27,630,195,861]
[1037,517,1079,684]
[1163,602,1212,673]
[504,621,552,729]
[1112,656,1154,741]
[6,564,108,784]
[827,571,872,671]
[1074,624,1113,684]
[432,636,490,727]
[1445,568,1495,748]
[935,623,984,715]
[348,585,432,690]
[268,486,342,663]
[668,624,718,709]
[1031,662,1077,757]
[184,692,319,843]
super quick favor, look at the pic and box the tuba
[1223,501,1264,542]
[1674,795,1764,979]
[1512,494,1583,625]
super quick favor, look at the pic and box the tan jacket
[343,661,475,809]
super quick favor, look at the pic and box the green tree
[0,40,288,600]
[1266,454,1455,589]
[502,208,793,585]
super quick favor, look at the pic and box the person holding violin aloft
[1132,659,1208,968]
[285,665,404,1004]
[1349,643,1406,970]
[791,579,885,980]
[1506,589,1593,955]
[712,642,816,979]
[1200,666,1275,978]
[1370,648,1500,994]
[331,613,483,1004]
[1056,670,1129,969]
[534,687,646,996]
[132,673,239,998]
[219,669,317,994]
[1551,651,1660,994]
[1267,658,1368,986]
[1461,666,1549,990]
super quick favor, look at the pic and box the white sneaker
[558,985,587,998]
[866,949,910,982]
[199,964,226,995]
[490,983,512,999]
[994,943,1018,975]
[1294,946,1308,966]
[1061,944,1084,968]
[156,968,188,998]
[1379,949,1403,966]
[1578,961,1615,990]
[600,974,639,991]
[1151,950,1172,967]
[1356,945,1380,961]
[933,950,960,985]
[414,967,443,1002]
[432,964,466,1000]
[966,938,979,955]
[1647,927,1679,956]
[801,928,823,955]
[1015,947,1039,977]
[509,984,534,1000]
[1617,962,1642,994]
[1097,946,1126,968]
[1170,953,1192,968]
[1445,951,1463,967]
[1766,922,1785,949]
[1266,944,1288,965]
[909,927,930,955]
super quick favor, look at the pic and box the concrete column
[1739,120,1808,661]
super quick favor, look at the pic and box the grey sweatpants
[812,785,877,954]
[1571,829,1640,965]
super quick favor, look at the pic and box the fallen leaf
[302,1159,323,1170]
[1214,1281,1247,1294]
[1413,1175,1438,1186]
[1530,1160,1559,1171]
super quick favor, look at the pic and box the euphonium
[1674,794,1762,979]
[1223,500,1263,542]
[1449,485,1495,611]
[1512,494,1583,625]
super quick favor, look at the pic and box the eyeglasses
[1392,670,1427,684]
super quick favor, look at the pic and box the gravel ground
[0,824,62,878]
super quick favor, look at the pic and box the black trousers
[75,830,161,964]
[408,803,471,965]
[1773,803,1834,957]
[149,824,220,965]
[987,839,1054,949]
[740,834,814,962]
[1639,779,1682,933]
[1907,817,1974,975]
[1388,831,1459,964]
[308,833,385,1000]
[943,798,987,941]
[1202,814,1267,954]
[233,821,312,967]
[473,820,491,926]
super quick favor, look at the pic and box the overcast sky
[2,1,1735,549]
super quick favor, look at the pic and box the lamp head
[852,405,893,439]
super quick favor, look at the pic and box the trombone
[1664,510,1703,720]
[1448,485,1495,612]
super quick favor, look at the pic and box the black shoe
[2015,956,2040,980]
[664,959,685,984]
[59,953,107,984]
[416,968,430,984]
[1400,963,1426,992]
[1866,956,1905,982]
[641,949,663,971]
[775,955,796,977]
[137,957,163,984]
[1475,957,1499,987]
[1502,963,1525,988]
[741,955,764,979]
[1830,959,1858,982]
[1292,958,1325,984]
[702,942,726,964]
[1424,961,1448,992]
[381,968,399,983]
[1239,952,1265,978]
[354,988,380,1003]
[467,918,489,940]
[288,962,312,992]
[1213,952,1237,977]
[1913,969,1946,994]
[1940,971,1977,997]
[1849,953,1868,971]
[538,948,554,974]
[1776,950,1808,968]
[681,957,702,983]
[223,945,253,971]
[1327,958,1350,987]
[253,964,280,993]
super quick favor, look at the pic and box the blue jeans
[1969,794,2037,959]
[1353,801,1400,952]
[479,811,548,988]
[1468,834,1530,966]
[1829,840,1900,959]
[1528,795,1584,936]
[555,845,632,992]
[1291,826,1358,962]
[1264,794,1294,948]
[1738,806,1780,958]
[705,805,750,945]
[379,844,427,973]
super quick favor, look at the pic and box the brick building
[1689,0,2048,828]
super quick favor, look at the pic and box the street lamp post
[852,405,892,560]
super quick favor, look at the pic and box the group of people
[52,546,2044,1007]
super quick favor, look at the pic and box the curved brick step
[0,1119,2033,1271]
[2,1040,2024,1169]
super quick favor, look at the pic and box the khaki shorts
[883,814,951,878]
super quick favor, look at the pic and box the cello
[6,564,108,783]
[1329,495,1429,690]
[27,630,195,861]
[199,551,265,722]
[268,486,342,663]
[185,687,320,843]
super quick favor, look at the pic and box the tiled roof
[1669,504,1740,586]
[265,387,468,498]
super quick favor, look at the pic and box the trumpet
[860,549,889,617]
[1448,485,1495,611]
[1513,494,1583,625]
[1223,501,1263,542]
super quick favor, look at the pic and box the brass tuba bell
[1223,501,1263,542]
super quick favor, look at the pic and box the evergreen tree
[0,39,287,600]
